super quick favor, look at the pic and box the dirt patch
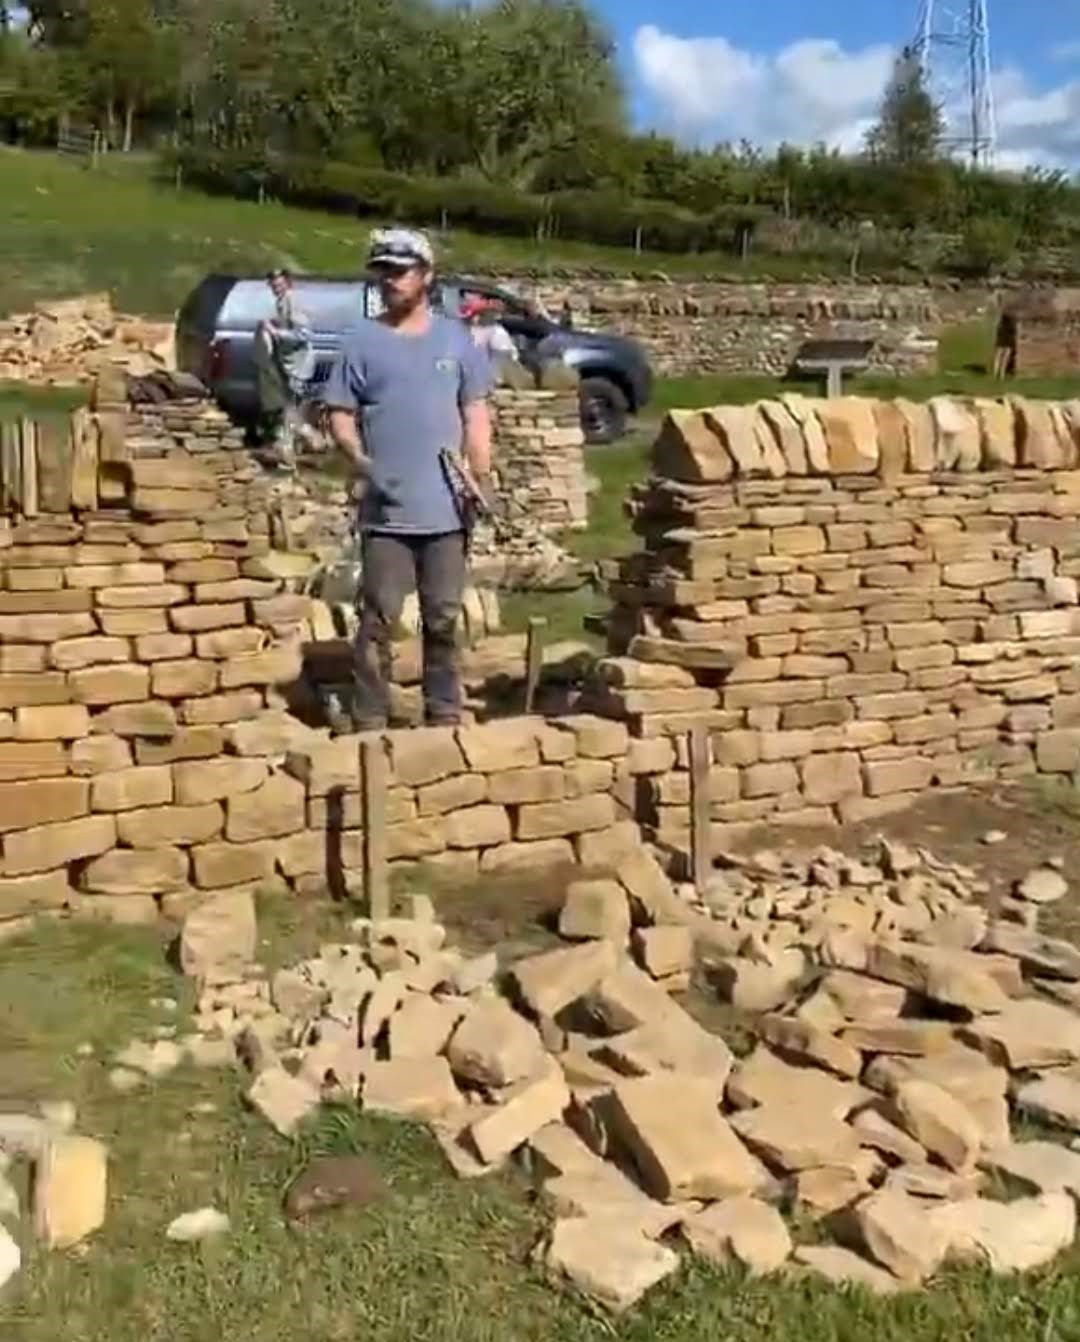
[427,866,575,961]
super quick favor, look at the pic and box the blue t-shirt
[322,313,492,534]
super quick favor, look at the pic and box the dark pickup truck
[175,273,653,443]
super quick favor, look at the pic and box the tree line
[1,1,1078,271]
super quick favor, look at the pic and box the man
[461,296,519,375]
[255,268,316,462]
[992,305,1018,379]
[323,228,494,730]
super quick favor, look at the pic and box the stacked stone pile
[98,833,1080,1314]
[602,394,1080,842]
[0,293,174,385]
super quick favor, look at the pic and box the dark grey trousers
[354,530,467,727]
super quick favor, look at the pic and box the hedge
[165,146,747,254]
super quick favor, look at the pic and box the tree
[866,47,943,166]
[85,0,176,149]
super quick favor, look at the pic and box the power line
[911,0,997,166]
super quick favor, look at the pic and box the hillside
[0,149,828,320]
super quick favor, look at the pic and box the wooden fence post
[360,736,389,920]
[524,616,547,714]
[689,724,711,894]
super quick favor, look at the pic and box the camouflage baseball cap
[367,227,435,270]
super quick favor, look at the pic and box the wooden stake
[689,724,711,894]
[20,418,39,517]
[524,616,547,713]
[360,735,390,920]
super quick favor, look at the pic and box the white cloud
[633,24,1080,169]
[1049,40,1080,63]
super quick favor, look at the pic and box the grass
[0,148,833,320]
[6,892,1080,1340]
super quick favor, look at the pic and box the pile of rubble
[11,834,1080,1313]
[0,294,174,386]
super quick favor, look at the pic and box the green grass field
[0,148,827,319]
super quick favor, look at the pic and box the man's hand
[462,399,493,480]
[328,408,372,478]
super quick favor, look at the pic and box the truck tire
[579,376,628,445]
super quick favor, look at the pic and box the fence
[57,126,104,166]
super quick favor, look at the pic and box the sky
[601,0,1080,170]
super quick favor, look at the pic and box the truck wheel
[579,377,628,445]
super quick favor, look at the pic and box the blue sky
[597,0,1080,167]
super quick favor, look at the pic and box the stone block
[218,645,301,690]
[135,725,224,764]
[514,939,618,1018]
[894,1080,981,1172]
[469,1057,570,1164]
[225,773,305,842]
[90,765,172,813]
[116,802,223,848]
[247,1066,320,1136]
[94,701,177,739]
[611,1075,766,1201]
[517,793,615,840]
[487,766,565,805]
[49,637,130,674]
[15,704,90,741]
[801,752,862,805]
[0,777,88,833]
[191,840,275,889]
[4,814,116,876]
[416,774,487,816]
[560,879,630,943]
[0,868,75,917]
[33,1136,107,1248]
[544,1215,679,1314]
[170,603,245,633]
[682,1196,792,1275]
[175,757,268,805]
[479,839,575,874]
[180,886,256,976]
[447,998,546,1086]
[818,398,879,474]
[80,845,188,896]
[457,719,539,772]
[442,804,512,849]
[361,1058,462,1121]
[150,658,217,699]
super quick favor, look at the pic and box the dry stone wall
[598,393,1080,848]
[504,280,986,378]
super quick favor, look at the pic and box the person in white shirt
[460,296,518,371]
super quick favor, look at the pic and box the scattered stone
[731,1105,862,1173]
[714,951,806,1012]
[852,1108,927,1166]
[819,971,906,1023]
[469,1058,571,1165]
[596,1012,733,1098]
[727,1046,869,1119]
[362,1058,462,1122]
[986,921,1080,979]
[247,1067,320,1137]
[856,1189,950,1283]
[885,1163,983,1201]
[33,1135,107,1248]
[0,1224,18,1291]
[270,969,327,1021]
[544,1215,679,1314]
[758,1014,862,1079]
[610,1075,767,1201]
[180,889,256,979]
[447,999,546,1087]
[559,880,630,944]
[981,1142,1080,1199]
[114,1038,184,1080]
[962,999,1080,1070]
[930,1193,1076,1273]
[893,1080,982,1172]
[359,971,404,1045]
[453,951,498,995]
[632,925,694,980]
[387,995,464,1060]
[982,830,1007,846]
[793,1245,902,1296]
[681,1196,791,1274]
[513,940,618,1019]
[0,1171,18,1221]
[38,1100,76,1133]
[866,943,1008,1014]
[184,1035,234,1068]
[283,1155,386,1222]
[107,1067,144,1093]
[166,1208,230,1242]
[840,1021,955,1057]
[1017,867,1069,905]
[1014,1074,1080,1132]
[794,1164,870,1217]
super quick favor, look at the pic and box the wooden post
[360,735,390,920]
[524,616,547,714]
[19,418,39,517]
[689,724,711,894]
